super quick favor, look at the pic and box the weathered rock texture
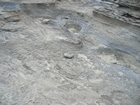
[0,0,140,105]
[104,0,140,8]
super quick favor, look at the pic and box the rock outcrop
[0,0,140,105]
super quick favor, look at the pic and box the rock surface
[0,0,140,105]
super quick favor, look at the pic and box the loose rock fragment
[42,19,54,24]
[63,52,74,59]
[110,59,117,64]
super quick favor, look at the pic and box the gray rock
[63,52,74,59]
[0,1,140,105]
[42,18,54,24]
[110,59,117,64]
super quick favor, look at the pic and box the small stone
[42,19,54,24]
[68,28,77,33]
[63,53,74,59]
[110,59,117,64]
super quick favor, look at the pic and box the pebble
[110,59,117,64]
[63,52,74,59]
[42,19,54,24]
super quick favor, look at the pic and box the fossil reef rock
[0,0,140,105]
